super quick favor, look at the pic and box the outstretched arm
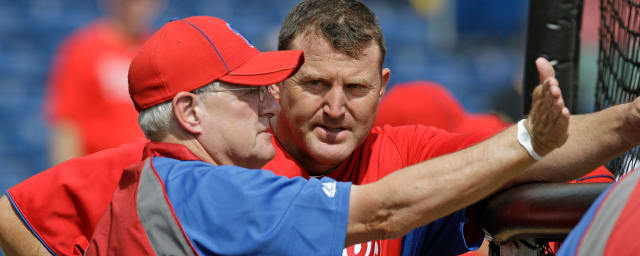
[345,61,570,246]
[0,195,51,256]
[512,58,640,184]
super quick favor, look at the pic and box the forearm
[346,126,536,246]
[345,63,570,246]
[514,103,634,184]
[0,195,51,256]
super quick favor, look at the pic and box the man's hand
[527,57,571,156]
[623,97,640,145]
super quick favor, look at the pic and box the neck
[162,134,219,166]
[308,162,343,177]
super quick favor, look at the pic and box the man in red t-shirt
[45,0,163,164]
[2,0,640,255]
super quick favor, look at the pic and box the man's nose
[323,85,346,118]
[259,87,280,119]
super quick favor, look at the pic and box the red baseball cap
[128,16,304,111]
[374,81,510,133]
[375,81,466,131]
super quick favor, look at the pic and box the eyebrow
[295,70,329,81]
[296,71,373,86]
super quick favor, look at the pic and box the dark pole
[523,0,583,115]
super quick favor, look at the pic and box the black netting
[596,0,640,178]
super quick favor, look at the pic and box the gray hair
[138,81,221,141]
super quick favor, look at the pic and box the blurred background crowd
[1,0,600,201]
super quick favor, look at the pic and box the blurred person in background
[45,0,163,164]
[374,81,511,133]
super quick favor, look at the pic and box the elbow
[348,209,410,245]
[349,184,415,242]
[368,212,412,240]
[377,222,405,240]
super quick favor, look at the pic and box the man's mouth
[258,126,272,134]
[321,126,344,133]
[318,124,347,133]
[313,125,350,143]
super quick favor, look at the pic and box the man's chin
[308,141,355,165]
[251,147,275,168]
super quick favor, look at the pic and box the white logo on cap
[322,182,336,198]
[226,23,255,48]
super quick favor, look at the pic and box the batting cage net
[596,0,640,178]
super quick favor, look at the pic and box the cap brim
[219,50,304,86]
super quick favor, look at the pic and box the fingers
[527,75,570,156]
[536,57,555,85]
[530,78,556,125]
[538,79,561,129]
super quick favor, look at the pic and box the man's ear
[269,83,281,102]
[379,67,391,100]
[172,91,202,135]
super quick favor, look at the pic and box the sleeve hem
[4,190,59,256]
[331,181,351,255]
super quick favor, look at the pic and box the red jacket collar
[142,142,201,161]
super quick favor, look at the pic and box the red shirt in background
[45,20,146,155]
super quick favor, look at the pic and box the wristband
[517,119,544,161]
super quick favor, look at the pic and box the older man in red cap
[83,15,313,255]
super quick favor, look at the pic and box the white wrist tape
[517,119,544,161]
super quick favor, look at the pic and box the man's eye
[238,88,257,96]
[304,80,321,86]
[346,84,370,95]
[299,80,327,94]
[346,84,363,89]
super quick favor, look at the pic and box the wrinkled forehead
[292,33,383,72]
[291,29,384,66]
[285,44,382,89]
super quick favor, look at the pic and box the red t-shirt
[45,20,146,155]
[264,125,496,256]
[8,126,494,255]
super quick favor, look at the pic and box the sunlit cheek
[296,92,321,107]
[291,99,322,125]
